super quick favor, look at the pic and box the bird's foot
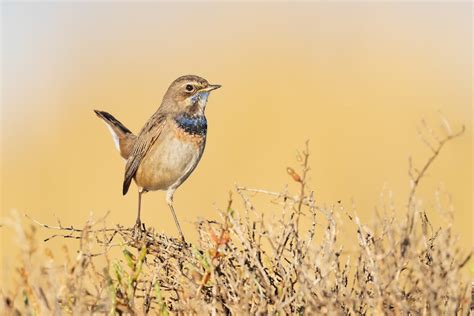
[132,220,146,240]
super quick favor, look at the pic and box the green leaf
[154,283,169,316]
[122,248,136,270]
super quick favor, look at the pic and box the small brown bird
[94,75,221,241]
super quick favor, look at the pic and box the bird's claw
[132,221,146,240]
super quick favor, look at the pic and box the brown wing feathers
[122,112,166,195]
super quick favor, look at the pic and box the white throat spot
[189,91,210,110]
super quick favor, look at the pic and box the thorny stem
[288,140,312,272]
[408,125,465,207]
[196,192,233,297]
[406,124,465,234]
[295,140,310,230]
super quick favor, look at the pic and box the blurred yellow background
[1,2,472,283]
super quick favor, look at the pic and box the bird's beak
[200,84,221,92]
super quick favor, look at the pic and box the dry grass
[1,118,472,315]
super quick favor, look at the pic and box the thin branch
[408,124,465,208]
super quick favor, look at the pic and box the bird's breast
[135,118,206,192]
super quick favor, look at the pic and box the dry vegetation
[1,118,472,315]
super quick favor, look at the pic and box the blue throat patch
[175,114,207,136]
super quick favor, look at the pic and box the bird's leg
[168,203,185,243]
[133,189,144,238]
[136,190,143,227]
[166,190,186,242]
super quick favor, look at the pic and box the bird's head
[162,75,221,115]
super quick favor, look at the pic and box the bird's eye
[185,84,194,92]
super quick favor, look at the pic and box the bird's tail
[94,110,136,160]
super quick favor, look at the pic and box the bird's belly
[135,130,204,192]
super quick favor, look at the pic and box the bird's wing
[122,111,167,195]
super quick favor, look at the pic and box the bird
[94,75,221,241]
